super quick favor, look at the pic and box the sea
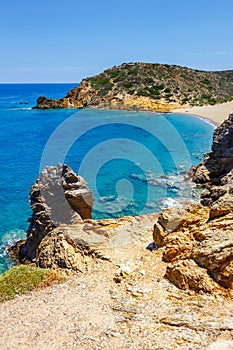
[0,83,215,273]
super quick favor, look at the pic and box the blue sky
[0,0,232,82]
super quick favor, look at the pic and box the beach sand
[174,100,233,125]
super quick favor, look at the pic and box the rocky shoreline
[33,80,183,113]
[9,114,233,294]
[2,112,233,350]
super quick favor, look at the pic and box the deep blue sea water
[0,84,215,273]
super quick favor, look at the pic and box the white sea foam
[9,107,32,111]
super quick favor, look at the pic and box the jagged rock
[195,114,233,180]
[165,259,218,293]
[153,196,233,290]
[13,164,94,262]
[34,96,69,109]
[153,202,209,261]
[33,81,98,110]
[36,230,84,270]
[36,213,158,269]
[193,114,233,204]
[192,228,233,288]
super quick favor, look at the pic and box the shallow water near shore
[0,84,215,273]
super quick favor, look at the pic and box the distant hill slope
[34,62,233,112]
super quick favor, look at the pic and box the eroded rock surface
[153,197,233,291]
[11,164,94,262]
[192,113,233,205]
[37,213,158,270]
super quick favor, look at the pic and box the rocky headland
[33,62,233,112]
[3,114,233,349]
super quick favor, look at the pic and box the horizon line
[0,82,79,84]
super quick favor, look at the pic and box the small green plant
[0,265,64,302]
[109,70,120,78]
[207,98,217,105]
[122,81,134,89]
[164,87,171,93]
[113,71,127,82]
[137,88,149,97]
[128,67,139,75]
[145,77,154,84]
[201,78,210,84]
[128,89,135,95]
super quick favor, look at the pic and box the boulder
[165,259,217,293]
[36,230,83,270]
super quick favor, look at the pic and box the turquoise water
[0,84,215,273]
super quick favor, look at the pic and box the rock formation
[11,164,94,263]
[34,80,97,109]
[192,113,233,205]
[153,113,233,292]
[153,198,233,292]
[35,213,158,270]
[33,80,182,112]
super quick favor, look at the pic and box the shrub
[164,87,171,93]
[128,89,135,95]
[208,99,217,105]
[109,70,120,78]
[0,265,64,302]
[128,67,139,75]
[145,77,154,84]
[122,81,134,89]
[137,88,149,97]
[113,72,127,82]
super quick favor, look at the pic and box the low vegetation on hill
[35,62,233,111]
[86,62,233,106]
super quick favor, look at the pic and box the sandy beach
[174,101,233,125]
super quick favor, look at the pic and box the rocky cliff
[192,113,233,205]
[33,62,233,112]
[154,113,233,291]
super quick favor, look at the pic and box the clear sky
[0,0,232,83]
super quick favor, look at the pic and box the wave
[9,107,32,111]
